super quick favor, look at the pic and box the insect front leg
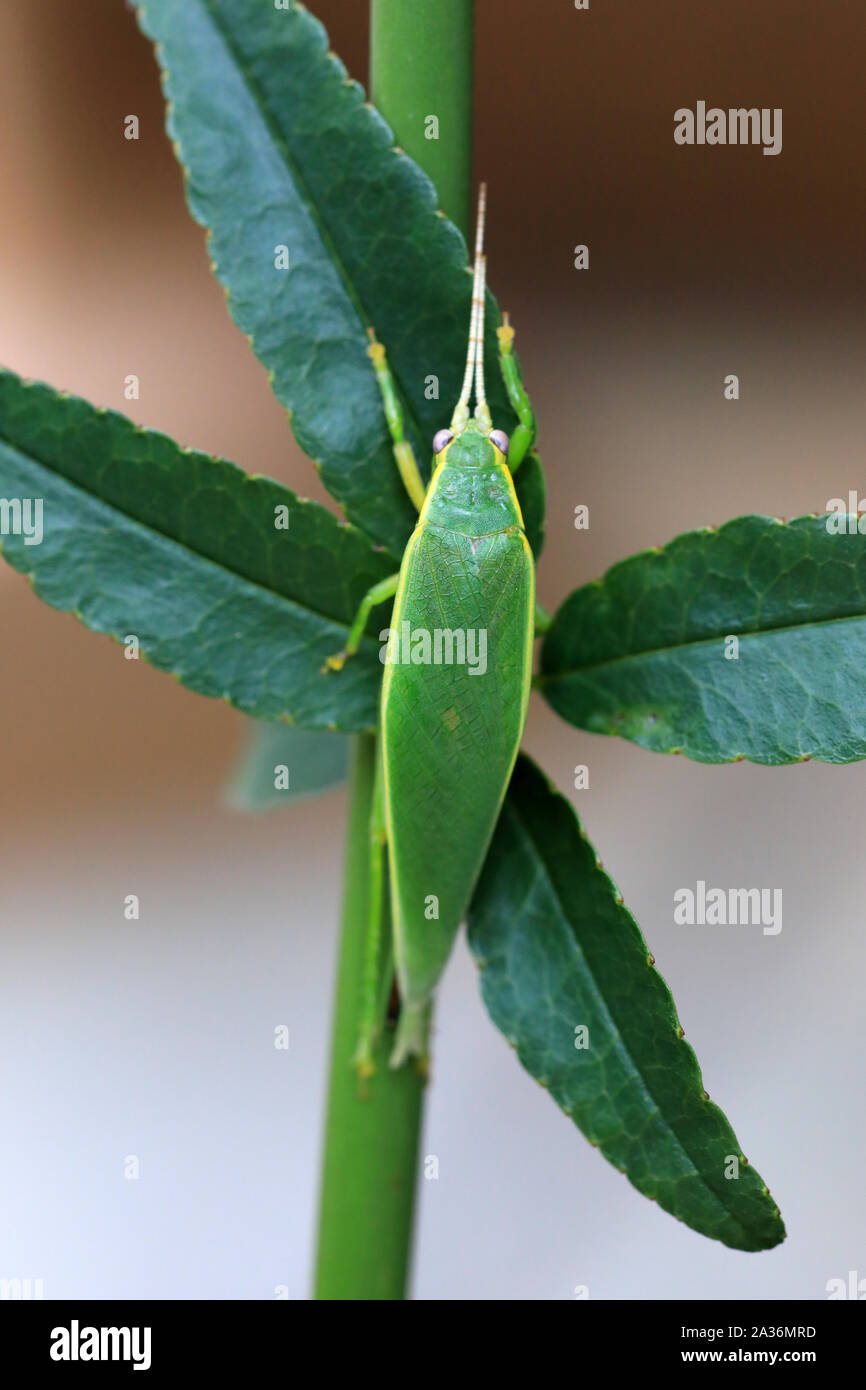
[496,313,536,473]
[322,571,398,673]
[366,328,427,512]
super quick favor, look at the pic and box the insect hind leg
[352,745,392,1082]
[389,998,432,1074]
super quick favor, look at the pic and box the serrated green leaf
[468,755,785,1252]
[226,719,348,810]
[133,0,545,559]
[539,513,866,764]
[0,369,391,730]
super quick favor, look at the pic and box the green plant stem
[314,735,423,1299]
[371,0,474,237]
[314,1,474,1301]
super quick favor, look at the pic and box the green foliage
[0,371,389,730]
[226,721,348,809]
[8,0,863,1260]
[469,757,785,1252]
[540,514,866,764]
[134,0,544,558]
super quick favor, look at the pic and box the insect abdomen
[381,520,534,1007]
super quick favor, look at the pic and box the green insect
[325,186,546,1072]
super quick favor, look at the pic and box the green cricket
[324,185,545,1073]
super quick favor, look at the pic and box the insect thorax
[422,430,524,538]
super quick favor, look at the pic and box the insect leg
[322,571,399,673]
[389,998,432,1075]
[534,600,552,636]
[367,328,427,511]
[352,744,391,1081]
[496,313,536,473]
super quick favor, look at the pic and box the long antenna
[450,184,488,433]
[474,252,491,432]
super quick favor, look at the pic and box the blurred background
[1,0,865,1300]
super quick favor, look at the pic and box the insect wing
[381,521,534,1006]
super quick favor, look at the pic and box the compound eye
[489,429,510,455]
[432,428,454,454]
